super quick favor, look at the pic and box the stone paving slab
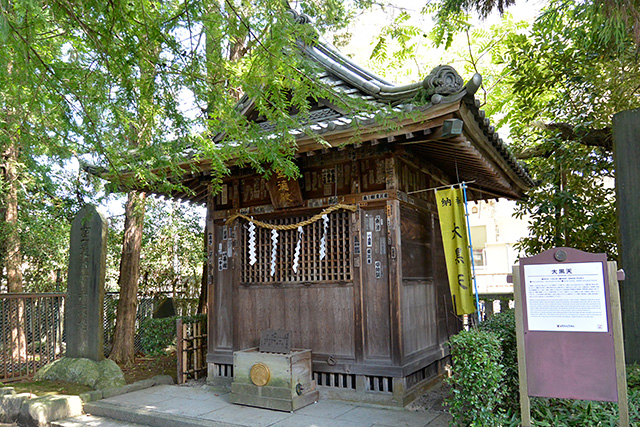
[145,385,227,401]
[61,384,452,427]
[99,392,173,408]
[269,412,372,427]
[82,401,230,427]
[335,405,439,427]
[423,413,452,427]
[52,414,146,427]
[198,403,292,426]
[293,400,358,418]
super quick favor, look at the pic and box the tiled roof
[88,10,533,203]
[231,12,533,195]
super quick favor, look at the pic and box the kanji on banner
[435,187,475,315]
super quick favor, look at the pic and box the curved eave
[104,95,531,204]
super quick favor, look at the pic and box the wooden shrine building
[107,13,532,406]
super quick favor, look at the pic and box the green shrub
[446,311,640,425]
[529,396,634,427]
[479,310,519,413]
[446,329,506,426]
[527,368,640,426]
[139,315,205,356]
[627,364,640,390]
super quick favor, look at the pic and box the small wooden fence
[176,316,207,384]
[0,293,65,383]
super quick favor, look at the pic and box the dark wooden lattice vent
[241,212,351,284]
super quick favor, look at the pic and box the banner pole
[462,182,482,323]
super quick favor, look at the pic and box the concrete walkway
[54,384,452,427]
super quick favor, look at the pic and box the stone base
[17,395,83,427]
[34,357,125,390]
[0,388,36,424]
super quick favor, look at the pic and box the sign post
[513,247,628,426]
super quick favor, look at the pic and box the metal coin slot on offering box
[230,329,319,412]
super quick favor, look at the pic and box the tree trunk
[109,190,147,365]
[109,25,159,364]
[0,200,5,285]
[4,143,22,292]
[3,142,26,362]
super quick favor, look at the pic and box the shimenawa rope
[225,203,357,230]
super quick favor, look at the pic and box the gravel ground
[405,381,450,413]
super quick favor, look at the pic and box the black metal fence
[0,293,65,383]
[0,292,200,381]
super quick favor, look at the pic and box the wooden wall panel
[239,176,271,207]
[400,206,433,279]
[286,286,356,358]
[359,158,387,192]
[212,223,234,352]
[207,194,215,356]
[235,285,356,359]
[402,281,438,357]
[399,204,439,359]
[235,287,286,349]
[361,208,392,361]
[301,163,358,198]
[433,213,460,342]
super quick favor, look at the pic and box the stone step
[52,414,145,427]
[80,401,236,427]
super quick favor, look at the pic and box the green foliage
[497,0,636,259]
[524,364,640,425]
[1,0,377,293]
[370,11,422,68]
[381,0,637,260]
[104,196,204,295]
[392,0,636,260]
[447,321,640,425]
[423,2,471,50]
[139,314,205,356]
[446,329,506,426]
[529,393,639,426]
[627,364,640,390]
[479,310,519,413]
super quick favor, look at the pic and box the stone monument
[35,205,125,390]
[66,204,108,360]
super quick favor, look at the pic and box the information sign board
[518,248,617,402]
[514,248,629,427]
[524,262,607,332]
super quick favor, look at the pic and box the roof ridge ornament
[284,8,312,25]
[423,65,464,97]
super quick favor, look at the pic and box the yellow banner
[435,187,475,315]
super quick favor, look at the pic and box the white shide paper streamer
[319,214,329,260]
[292,226,303,274]
[248,220,257,266]
[270,229,278,276]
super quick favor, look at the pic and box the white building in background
[468,199,530,298]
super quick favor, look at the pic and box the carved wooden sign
[266,173,303,209]
[259,329,292,354]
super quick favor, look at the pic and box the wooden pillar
[613,108,640,363]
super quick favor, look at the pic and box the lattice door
[241,212,351,284]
